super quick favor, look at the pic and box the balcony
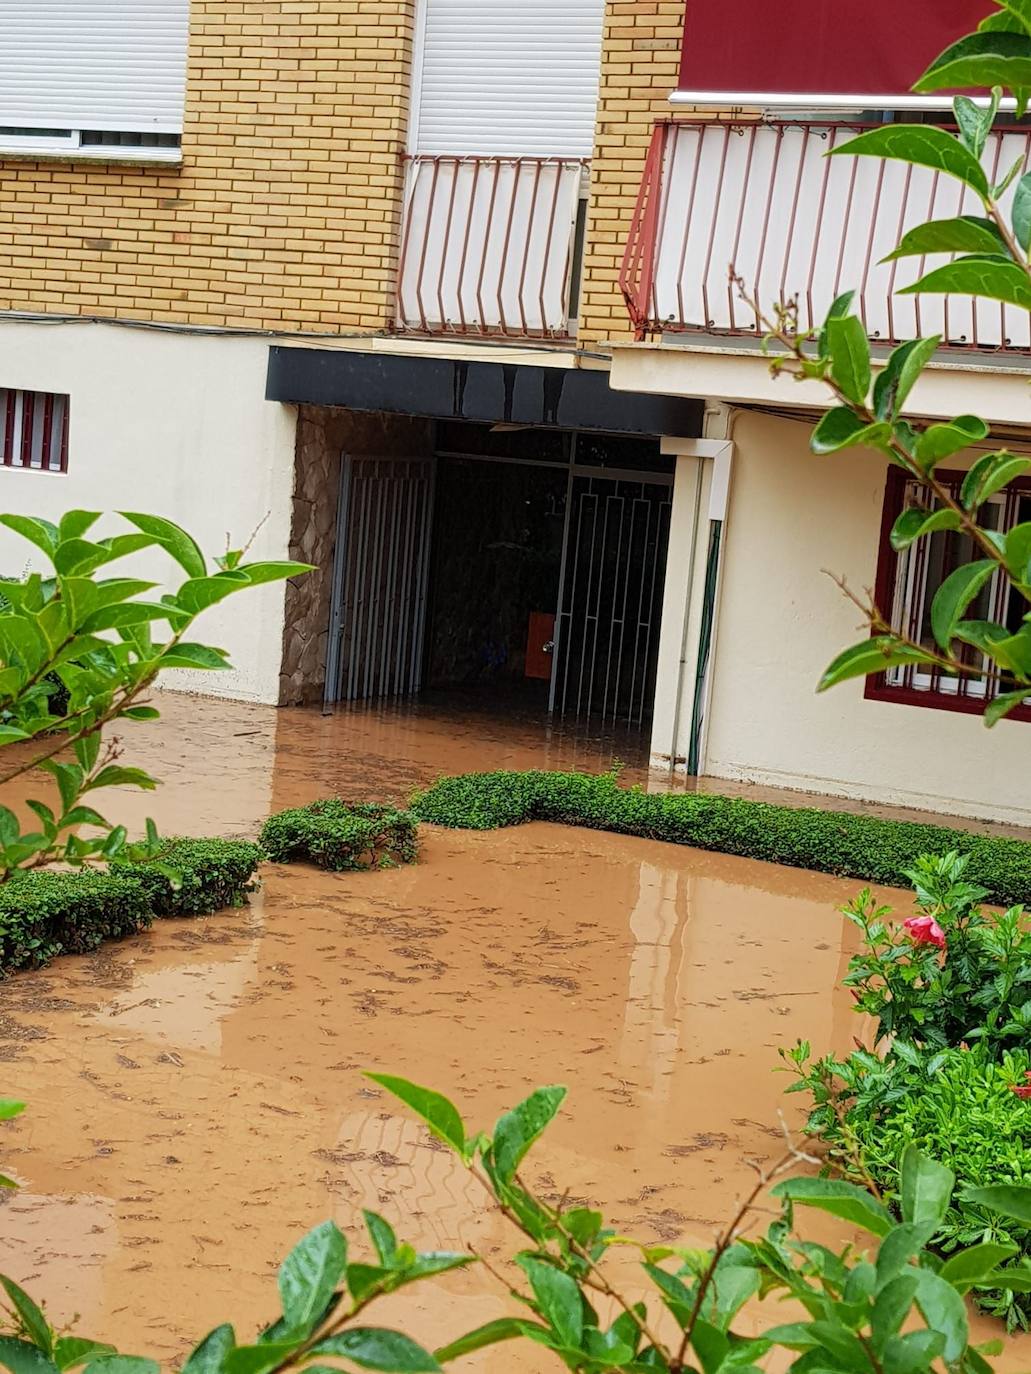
[621,120,1031,352]
[395,154,587,340]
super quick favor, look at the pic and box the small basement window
[1,389,70,474]
[869,466,1031,721]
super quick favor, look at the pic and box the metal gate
[325,456,436,704]
[550,470,672,726]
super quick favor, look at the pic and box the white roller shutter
[0,1,189,133]
[413,0,605,157]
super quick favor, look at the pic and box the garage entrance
[323,422,673,729]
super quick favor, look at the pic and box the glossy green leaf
[818,638,932,692]
[73,733,101,773]
[930,561,996,652]
[1005,521,1031,583]
[491,1085,566,1184]
[157,643,232,671]
[311,1330,440,1373]
[771,1176,894,1236]
[434,1320,545,1364]
[689,1317,729,1374]
[0,1102,25,1121]
[973,1267,1031,1291]
[912,1269,967,1363]
[0,1341,58,1374]
[79,603,177,634]
[180,1327,235,1374]
[81,1361,157,1374]
[516,1257,584,1350]
[366,1074,466,1155]
[890,506,962,551]
[53,1342,116,1373]
[811,408,892,456]
[829,125,989,198]
[235,562,314,587]
[881,1329,946,1374]
[900,1147,954,1227]
[119,514,205,579]
[175,575,250,616]
[940,1243,1020,1292]
[1013,173,1031,254]
[964,1182,1031,1224]
[961,450,1031,509]
[0,1279,51,1356]
[57,512,101,543]
[277,1220,347,1337]
[874,1222,937,1286]
[913,415,989,467]
[985,689,1029,725]
[643,1264,693,1326]
[0,516,59,561]
[222,1344,298,1374]
[900,257,1031,309]
[363,1211,398,1267]
[872,337,940,421]
[915,29,1031,95]
[954,92,1000,160]
[826,315,871,406]
[883,217,1006,262]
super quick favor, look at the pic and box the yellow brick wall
[577,0,686,348]
[0,0,415,330]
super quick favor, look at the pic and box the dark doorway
[424,456,567,708]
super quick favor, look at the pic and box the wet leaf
[829,125,989,198]
[930,562,996,651]
[516,1257,584,1350]
[771,1177,893,1236]
[277,1220,347,1337]
[0,1279,51,1355]
[491,1085,566,1183]
[366,1074,466,1155]
[52,1342,116,1373]
[0,1340,58,1374]
[120,514,205,579]
[817,639,931,692]
[915,30,1031,95]
[311,1330,440,1373]
[900,258,1031,310]
[181,1326,235,1374]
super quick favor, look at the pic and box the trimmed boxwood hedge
[260,800,419,872]
[412,770,1031,905]
[0,837,263,975]
[119,837,263,916]
[0,870,152,972]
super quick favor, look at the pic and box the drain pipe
[667,403,737,781]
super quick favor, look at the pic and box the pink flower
[1011,1083,1031,1099]
[903,915,946,949]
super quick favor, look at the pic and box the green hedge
[0,871,151,973]
[260,800,419,872]
[412,770,1031,904]
[119,837,263,916]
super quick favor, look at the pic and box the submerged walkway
[1,693,1022,1368]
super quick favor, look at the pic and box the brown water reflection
[0,693,1024,1369]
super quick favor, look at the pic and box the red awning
[677,1,994,102]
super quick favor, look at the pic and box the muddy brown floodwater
[1,693,1028,1370]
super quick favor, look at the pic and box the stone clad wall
[279,407,433,705]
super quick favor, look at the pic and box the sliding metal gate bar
[327,455,436,703]
[550,471,672,726]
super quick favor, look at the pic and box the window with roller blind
[0,1,189,161]
[410,0,606,158]
[673,1,993,110]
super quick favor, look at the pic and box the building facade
[1,0,1028,825]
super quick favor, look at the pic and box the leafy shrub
[119,837,263,916]
[0,870,151,973]
[260,801,418,872]
[837,852,1031,1053]
[413,771,1031,904]
[791,1043,1031,1329]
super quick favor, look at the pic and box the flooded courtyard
[0,693,1009,1367]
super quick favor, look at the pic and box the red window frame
[866,465,1031,723]
[1,389,70,474]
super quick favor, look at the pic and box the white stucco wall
[0,320,297,703]
[702,410,1031,826]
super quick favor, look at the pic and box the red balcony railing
[621,119,1031,351]
[395,154,587,340]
